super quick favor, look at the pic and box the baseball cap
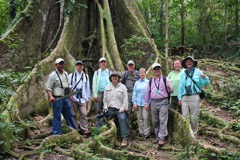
[152,63,162,69]
[55,58,64,64]
[75,60,83,65]
[127,60,135,65]
[99,57,107,63]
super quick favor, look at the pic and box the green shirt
[167,69,184,96]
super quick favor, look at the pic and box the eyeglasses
[153,67,161,70]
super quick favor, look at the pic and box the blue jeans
[51,98,76,135]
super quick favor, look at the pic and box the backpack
[121,70,139,84]
[149,76,170,103]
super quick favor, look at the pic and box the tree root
[54,146,71,156]
[18,151,39,160]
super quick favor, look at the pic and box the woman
[167,59,184,113]
[132,68,150,138]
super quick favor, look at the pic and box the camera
[64,87,70,95]
[185,85,192,94]
[76,89,82,99]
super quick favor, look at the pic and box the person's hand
[166,81,171,90]
[178,100,182,106]
[94,97,98,102]
[69,96,74,101]
[119,107,125,112]
[201,71,206,79]
[50,96,56,102]
[86,100,89,106]
[145,104,150,111]
[103,106,108,111]
[133,104,138,110]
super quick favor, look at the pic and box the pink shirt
[144,76,173,105]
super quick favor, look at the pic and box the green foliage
[65,0,87,16]
[120,35,148,63]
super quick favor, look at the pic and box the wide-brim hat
[182,56,198,68]
[109,71,121,81]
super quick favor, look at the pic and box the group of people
[45,56,210,147]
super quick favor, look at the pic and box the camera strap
[72,72,84,91]
[185,70,202,93]
[55,70,68,88]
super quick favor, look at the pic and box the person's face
[111,75,119,83]
[99,61,107,68]
[76,64,83,72]
[127,64,135,72]
[185,59,194,68]
[173,60,181,71]
[139,70,146,79]
[153,67,161,76]
[56,62,64,72]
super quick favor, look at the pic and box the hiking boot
[152,138,159,144]
[121,138,128,147]
[81,130,91,135]
[144,134,150,139]
[158,139,165,146]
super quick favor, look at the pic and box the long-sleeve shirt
[178,68,210,100]
[103,83,128,111]
[132,78,149,107]
[68,71,90,103]
[92,68,111,97]
[167,69,184,96]
[144,76,174,105]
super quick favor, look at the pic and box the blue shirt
[98,70,110,92]
[132,78,149,107]
[178,68,210,100]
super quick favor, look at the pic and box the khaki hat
[152,63,162,69]
[75,60,83,65]
[55,58,64,64]
[182,56,198,68]
[127,60,135,65]
[99,57,107,63]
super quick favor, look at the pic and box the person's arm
[46,74,56,102]
[92,71,98,100]
[132,82,138,110]
[85,74,91,105]
[120,86,128,112]
[166,78,174,93]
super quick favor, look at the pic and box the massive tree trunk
[0,0,239,159]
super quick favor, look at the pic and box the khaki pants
[137,106,150,136]
[181,94,201,135]
[71,101,89,131]
[95,92,104,114]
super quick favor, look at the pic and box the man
[103,71,129,147]
[92,57,111,114]
[121,60,139,130]
[144,63,173,146]
[68,60,91,136]
[178,56,210,136]
[45,58,76,135]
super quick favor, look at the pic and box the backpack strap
[121,71,128,84]
[55,70,63,88]
[163,76,170,103]
[72,72,84,91]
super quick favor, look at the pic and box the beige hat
[55,58,64,64]
[99,57,107,63]
[152,63,162,69]
[127,60,135,65]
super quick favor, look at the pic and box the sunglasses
[153,67,161,70]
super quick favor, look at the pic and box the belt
[98,91,104,94]
[53,95,62,98]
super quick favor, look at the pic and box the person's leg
[52,100,63,135]
[62,99,77,130]
[79,103,89,132]
[189,95,201,135]
[150,100,160,137]
[181,96,190,119]
[127,92,133,129]
[71,101,80,129]
[158,99,169,140]
[118,112,128,139]
[142,106,150,137]
[137,107,144,135]
[96,92,104,114]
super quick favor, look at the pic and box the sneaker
[152,138,159,144]
[158,139,165,146]
[138,133,144,137]
[121,138,128,147]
